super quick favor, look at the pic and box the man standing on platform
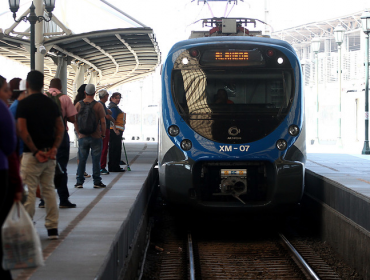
[74,84,106,188]
[16,70,64,239]
[98,89,118,175]
[108,92,126,172]
[44,78,77,208]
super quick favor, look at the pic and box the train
[158,18,306,212]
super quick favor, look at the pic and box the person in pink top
[41,78,78,208]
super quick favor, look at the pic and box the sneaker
[39,199,45,208]
[75,172,91,178]
[59,200,77,208]
[109,168,125,172]
[94,182,106,189]
[47,228,59,240]
[100,168,109,175]
[74,183,83,188]
[120,160,126,165]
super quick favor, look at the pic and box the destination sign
[215,51,249,61]
[201,49,264,66]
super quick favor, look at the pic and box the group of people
[74,84,126,189]
[0,70,126,280]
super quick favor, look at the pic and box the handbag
[2,201,44,270]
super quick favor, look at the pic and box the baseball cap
[98,89,109,98]
[12,79,26,92]
[85,84,95,95]
[19,79,26,91]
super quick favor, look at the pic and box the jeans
[77,137,103,185]
[55,130,70,203]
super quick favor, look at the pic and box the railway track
[156,230,340,280]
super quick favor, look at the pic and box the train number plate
[220,169,247,177]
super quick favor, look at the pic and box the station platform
[8,141,370,279]
[304,144,370,280]
[11,142,158,280]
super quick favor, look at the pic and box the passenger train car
[158,18,306,212]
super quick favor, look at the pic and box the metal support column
[315,52,319,144]
[362,34,370,154]
[337,45,343,147]
[54,56,68,94]
[34,0,44,73]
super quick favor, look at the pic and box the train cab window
[172,69,293,113]
[171,68,295,143]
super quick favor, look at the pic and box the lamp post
[361,11,370,154]
[312,37,321,144]
[334,25,345,147]
[8,0,55,70]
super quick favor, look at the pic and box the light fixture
[44,0,55,19]
[189,49,199,57]
[8,0,19,14]
[8,0,55,70]
[44,0,56,12]
[311,37,321,53]
[361,10,370,35]
[334,25,345,46]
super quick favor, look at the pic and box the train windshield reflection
[172,69,294,119]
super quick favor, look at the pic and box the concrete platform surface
[305,147,370,279]
[307,152,370,199]
[11,142,158,280]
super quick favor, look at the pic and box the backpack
[77,100,97,135]
[46,91,64,116]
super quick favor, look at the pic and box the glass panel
[172,68,293,118]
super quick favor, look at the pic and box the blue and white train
[158,18,306,212]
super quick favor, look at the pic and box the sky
[0,0,369,80]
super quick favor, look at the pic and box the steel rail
[188,233,196,280]
[279,233,320,280]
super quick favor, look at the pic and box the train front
[159,37,305,212]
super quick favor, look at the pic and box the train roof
[168,36,295,56]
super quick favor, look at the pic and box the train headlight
[189,49,199,57]
[277,57,284,64]
[181,139,192,151]
[267,49,274,57]
[168,125,180,137]
[288,125,299,136]
[276,139,287,150]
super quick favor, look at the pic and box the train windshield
[171,68,295,143]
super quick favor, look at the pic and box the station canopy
[0,1,161,96]
[272,11,363,44]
